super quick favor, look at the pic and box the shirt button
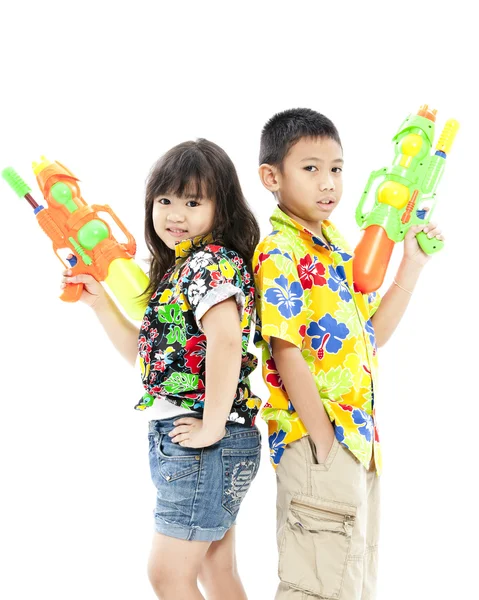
[195,455,200,461]
[165,475,171,481]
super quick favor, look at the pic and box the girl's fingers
[170,433,190,444]
[173,418,196,427]
[168,426,190,437]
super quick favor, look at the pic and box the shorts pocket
[221,446,260,516]
[153,433,202,483]
[278,494,356,598]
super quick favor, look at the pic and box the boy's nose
[319,176,335,191]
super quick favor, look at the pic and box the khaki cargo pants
[275,436,380,600]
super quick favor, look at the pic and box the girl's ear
[258,163,280,192]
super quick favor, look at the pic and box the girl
[61,139,262,600]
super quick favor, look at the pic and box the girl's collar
[174,232,215,263]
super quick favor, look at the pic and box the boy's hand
[403,222,445,268]
[169,417,226,448]
[61,269,107,309]
[312,424,336,464]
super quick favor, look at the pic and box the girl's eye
[332,167,343,173]
[304,166,318,172]
[157,198,171,205]
[186,200,200,207]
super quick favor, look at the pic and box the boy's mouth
[317,197,335,208]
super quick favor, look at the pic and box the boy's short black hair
[259,108,342,168]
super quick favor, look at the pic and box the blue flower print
[307,313,350,355]
[352,409,373,442]
[268,248,293,261]
[312,235,329,249]
[269,430,287,464]
[327,265,352,302]
[365,319,376,348]
[330,243,353,262]
[264,274,304,319]
[335,425,345,443]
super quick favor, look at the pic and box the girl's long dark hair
[144,139,260,298]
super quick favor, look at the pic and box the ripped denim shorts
[148,415,261,542]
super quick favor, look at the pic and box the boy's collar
[174,232,214,263]
[270,206,332,249]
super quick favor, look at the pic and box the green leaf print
[262,408,298,434]
[181,397,195,410]
[157,303,184,325]
[166,325,186,346]
[361,389,372,413]
[334,303,363,338]
[314,366,353,401]
[271,254,296,277]
[343,432,371,466]
[163,373,199,395]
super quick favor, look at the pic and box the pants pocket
[279,494,356,599]
[221,446,260,517]
[149,432,202,483]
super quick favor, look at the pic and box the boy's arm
[271,337,335,463]
[372,222,444,347]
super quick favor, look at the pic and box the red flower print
[299,325,306,338]
[265,358,285,390]
[254,252,270,274]
[153,360,166,372]
[149,328,159,340]
[339,403,353,412]
[185,335,207,373]
[297,256,326,289]
[243,271,251,285]
[209,270,225,288]
[141,317,151,331]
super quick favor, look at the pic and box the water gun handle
[91,204,136,255]
[416,231,444,254]
[60,282,84,302]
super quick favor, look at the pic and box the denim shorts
[148,415,261,542]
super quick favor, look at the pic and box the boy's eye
[157,198,171,205]
[186,200,200,207]
[304,166,318,172]
[332,167,343,173]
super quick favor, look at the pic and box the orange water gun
[2,157,150,320]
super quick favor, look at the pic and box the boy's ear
[258,163,280,192]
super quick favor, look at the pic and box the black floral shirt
[135,233,261,426]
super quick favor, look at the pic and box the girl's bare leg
[147,532,211,600]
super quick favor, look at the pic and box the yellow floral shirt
[253,207,382,473]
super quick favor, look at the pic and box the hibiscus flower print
[265,358,285,389]
[352,409,374,442]
[189,251,213,271]
[185,335,207,373]
[188,279,207,307]
[327,265,352,302]
[297,255,326,289]
[264,274,303,319]
[269,430,287,464]
[307,313,350,358]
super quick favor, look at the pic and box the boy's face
[263,136,343,233]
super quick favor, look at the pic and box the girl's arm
[169,297,243,447]
[62,270,140,366]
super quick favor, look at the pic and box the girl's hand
[403,222,445,268]
[168,417,226,448]
[61,269,107,309]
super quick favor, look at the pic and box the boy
[253,108,444,600]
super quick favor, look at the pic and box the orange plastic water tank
[353,225,395,293]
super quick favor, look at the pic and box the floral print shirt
[253,207,382,473]
[136,233,261,426]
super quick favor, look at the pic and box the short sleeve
[253,247,306,349]
[366,291,382,319]
[184,249,245,330]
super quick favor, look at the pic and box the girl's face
[152,189,216,250]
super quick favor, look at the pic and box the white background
[1,2,477,599]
